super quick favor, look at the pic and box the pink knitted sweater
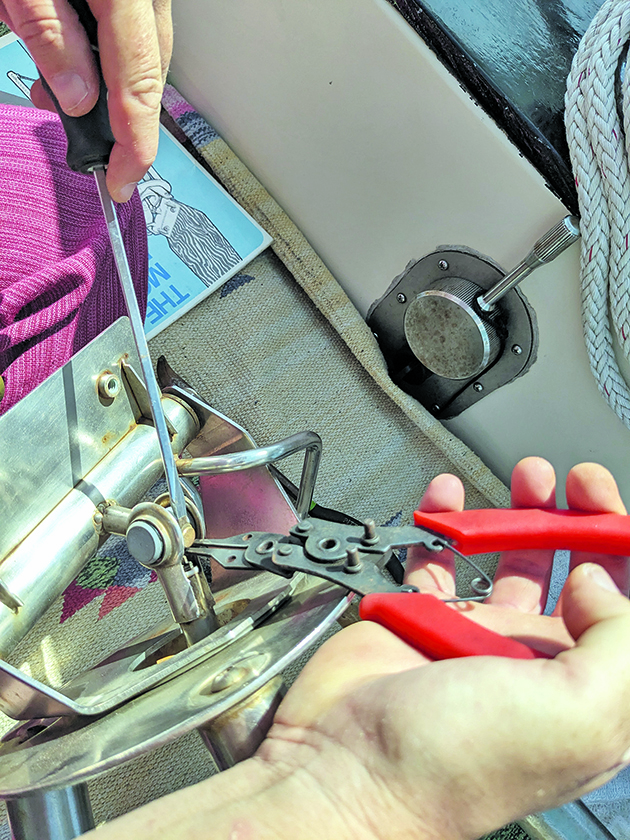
[0,103,148,413]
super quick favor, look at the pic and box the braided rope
[565,0,630,425]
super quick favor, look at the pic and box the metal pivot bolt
[345,548,363,573]
[362,520,379,545]
[126,520,164,566]
[478,215,580,311]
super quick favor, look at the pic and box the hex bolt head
[97,371,121,400]
[396,293,407,304]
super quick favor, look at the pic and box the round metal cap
[126,520,164,566]
[404,278,501,380]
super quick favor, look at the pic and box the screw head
[511,344,523,355]
[294,520,312,533]
[438,259,449,271]
[396,293,407,304]
[473,382,484,392]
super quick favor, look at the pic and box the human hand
[258,457,630,839]
[0,0,172,202]
[83,458,630,840]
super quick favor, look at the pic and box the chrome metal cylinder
[199,676,286,769]
[0,397,199,657]
[6,783,94,839]
[176,431,322,519]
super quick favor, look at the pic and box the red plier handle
[360,507,630,661]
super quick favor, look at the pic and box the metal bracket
[367,248,538,419]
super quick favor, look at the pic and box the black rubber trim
[386,0,578,214]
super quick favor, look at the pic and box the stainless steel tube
[199,676,286,769]
[176,431,322,519]
[6,783,94,839]
[0,397,198,657]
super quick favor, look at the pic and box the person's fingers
[564,462,629,596]
[542,563,630,796]
[28,77,56,111]
[88,0,168,201]
[1,0,99,115]
[0,4,13,28]
[405,473,464,596]
[565,461,627,515]
[484,457,557,613]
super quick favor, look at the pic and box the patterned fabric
[61,541,157,623]
[0,103,148,414]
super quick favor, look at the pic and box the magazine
[0,33,272,338]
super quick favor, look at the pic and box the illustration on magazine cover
[140,165,242,285]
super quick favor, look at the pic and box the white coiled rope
[565,0,630,427]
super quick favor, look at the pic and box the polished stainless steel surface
[94,169,189,531]
[0,317,139,564]
[0,577,350,794]
[6,783,94,840]
[0,327,348,808]
[0,323,199,658]
[199,676,285,769]
[177,430,322,519]
[0,572,296,719]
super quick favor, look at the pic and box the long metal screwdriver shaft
[92,168,189,529]
[35,0,189,533]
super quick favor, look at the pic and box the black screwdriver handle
[38,0,114,173]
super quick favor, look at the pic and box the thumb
[525,563,630,802]
[559,562,630,777]
[562,563,630,646]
